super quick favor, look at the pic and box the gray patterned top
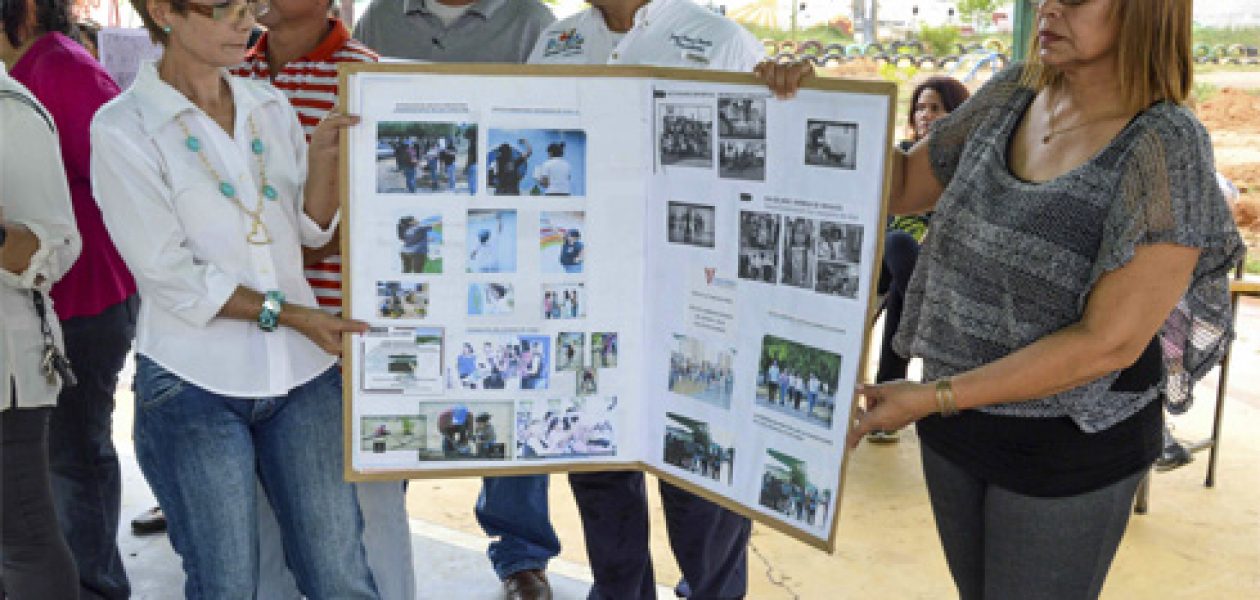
[893,64,1245,433]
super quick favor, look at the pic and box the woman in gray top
[761,1,1243,598]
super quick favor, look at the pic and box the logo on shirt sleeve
[543,28,586,58]
[670,33,715,64]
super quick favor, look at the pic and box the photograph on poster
[542,284,586,320]
[717,95,766,139]
[361,327,444,394]
[376,281,430,319]
[467,283,515,316]
[738,211,780,283]
[805,120,858,170]
[415,402,513,461]
[816,222,864,298]
[780,217,816,288]
[755,334,841,427]
[486,129,587,196]
[516,396,617,459]
[759,448,833,528]
[361,414,427,453]
[577,366,598,396]
[719,139,766,181]
[659,104,713,168]
[556,332,585,371]
[376,121,477,194]
[540,211,587,274]
[668,333,735,409]
[393,213,443,274]
[590,332,618,368]
[452,334,550,390]
[663,412,735,485]
[466,209,517,273]
[667,201,716,248]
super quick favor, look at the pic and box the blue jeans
[133,357,379,600]
[48,295,137,600]
[476,475,559,579]
[445,163,457,191]
[563,263,582,273]
[466,162,477,195]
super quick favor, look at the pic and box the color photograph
[415,402,513,461]
[376,121,477,194]
[467,283,515,316]
[452,334,550,390]
[376,281,430,319]
[755,334,842,427]
[486,129,587,196]
[759,448,833,528]
[668,333,735,410]
[516,397,617,459]
[663,412,735,485]
[540,211,587,274]
[466,209,517,273]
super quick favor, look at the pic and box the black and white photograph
[516,397,617,459]
[556,332,585,371]
[467,283,515,316]
[466,209,517,273]
[452,334,550,390]
[816,222,864,298]
[738,211,780,283]
[667,201,716,248]
[759,449,833,528]
[668,333,735,410]
[487,129,587,196]
[376,121,477,194]
[804,120,858,170]
[360,327,444,395]
[361,415,427,453]
[663,412,735,485]
[416,402,513,461]
[542,284,585,320]
[659,104,713,168]
[717,94,766,139]
[755,334,842,427]
[719,139,766,181]
[590,332,618,368]
[376,281,430,319]
[780,217,816,288]
[577,366,598,396]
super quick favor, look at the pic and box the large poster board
[340,64,895,550]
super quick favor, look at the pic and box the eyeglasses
[183,0,270,22]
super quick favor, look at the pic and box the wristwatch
[259,290,285,332]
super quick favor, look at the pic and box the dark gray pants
[921,444,1143,600]
[2,405,79,599]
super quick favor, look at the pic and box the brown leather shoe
[503,569,552,600]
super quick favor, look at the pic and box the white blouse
[1,69,82,410]
[91,62,338,398]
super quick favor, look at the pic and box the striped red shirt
[232,18,378,313]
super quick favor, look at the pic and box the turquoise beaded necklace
[175,114,278,245]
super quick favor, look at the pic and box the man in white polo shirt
[523,3,765,598]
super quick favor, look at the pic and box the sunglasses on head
[183,0,270,22]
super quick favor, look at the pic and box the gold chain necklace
[1042,89,1127,144]
[175,115,278,245]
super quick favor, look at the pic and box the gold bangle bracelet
[935,378,959,417]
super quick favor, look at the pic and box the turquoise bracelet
[259,290,285,332]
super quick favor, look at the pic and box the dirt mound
[1198,88,1260,134]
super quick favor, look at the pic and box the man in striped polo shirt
[230,3,414,600]
[233,2,376,314]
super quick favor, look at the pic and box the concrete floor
[113,299,1260,599]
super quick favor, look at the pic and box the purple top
[10,32,135,320]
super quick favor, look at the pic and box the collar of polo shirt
[405,0,505,18]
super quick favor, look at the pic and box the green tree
[957,0,1001,31]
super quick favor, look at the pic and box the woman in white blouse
[1,66,82,600]
[90,1,377,597]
